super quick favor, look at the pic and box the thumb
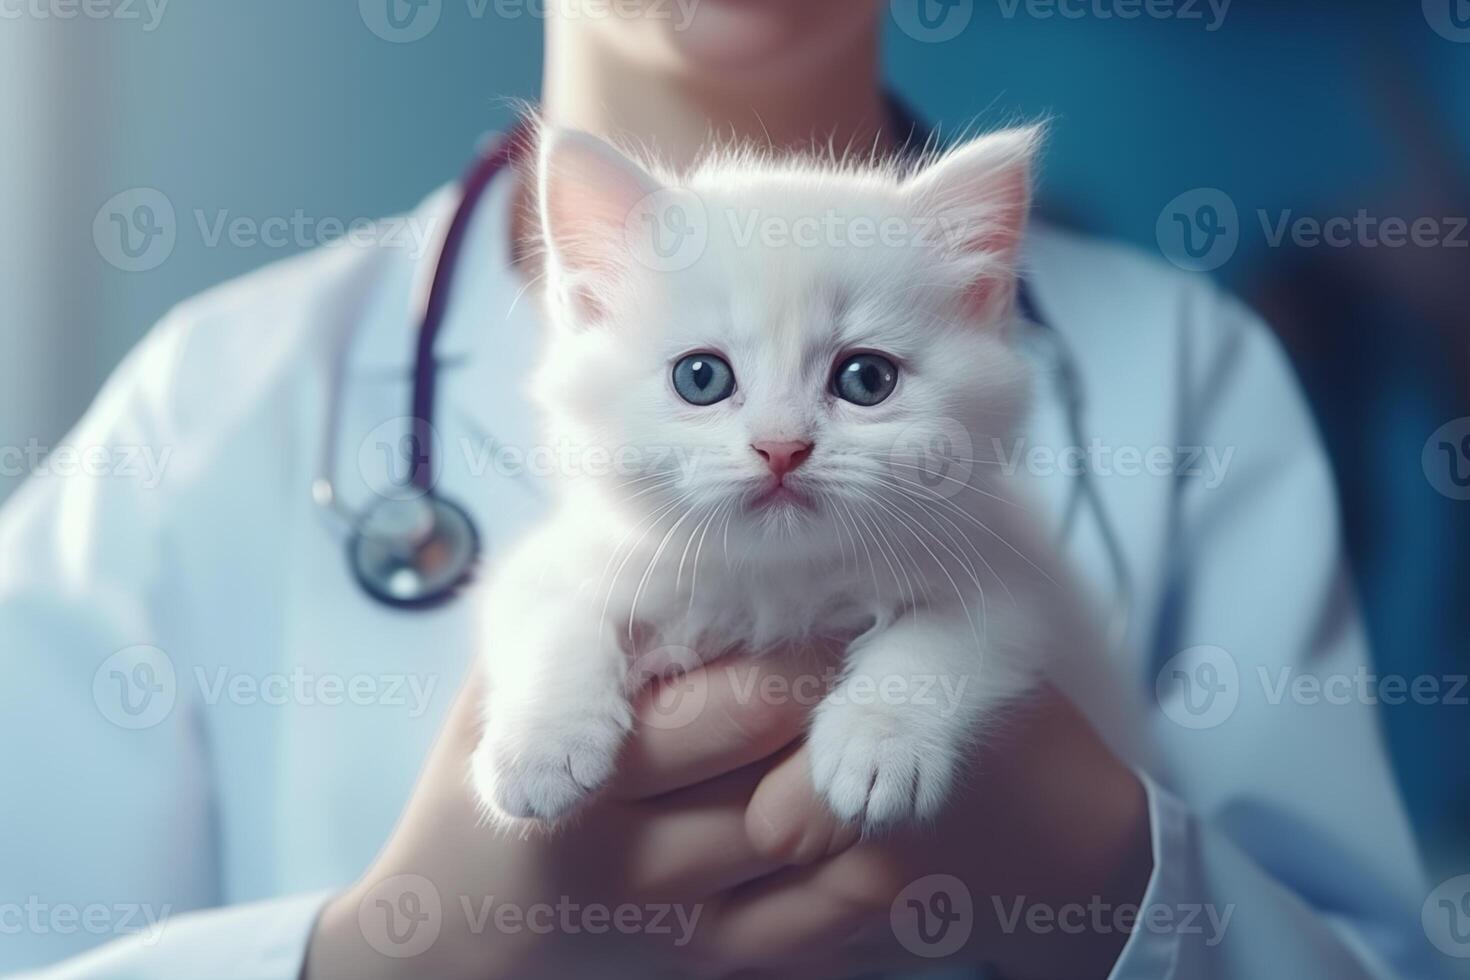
[744,745,861,866]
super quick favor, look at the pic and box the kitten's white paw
[473,708,630,824]
[808,700,960,830]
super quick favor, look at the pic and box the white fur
[472,123,1056,830]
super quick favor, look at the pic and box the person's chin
[662,0,869,85]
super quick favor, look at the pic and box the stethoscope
[310,110,1134,644]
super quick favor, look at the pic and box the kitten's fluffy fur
[472,122,1057,830]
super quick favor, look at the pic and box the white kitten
[472,123,1055,831]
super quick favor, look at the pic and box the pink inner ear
[906,127,1041,324]
[539,129,660,293]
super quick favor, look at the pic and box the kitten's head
[528,124,1040,554]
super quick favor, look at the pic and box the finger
[685,856,889,970]
[610,762,791,898]
[744,745,860,866]
[611,648,838,801]
[533,763,791,903]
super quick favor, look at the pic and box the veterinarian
[0,1,1440,978]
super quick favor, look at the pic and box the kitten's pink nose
[751,440,813,479]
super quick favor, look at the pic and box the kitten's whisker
[851,494,917,613]
[874,459,1028,511]
[614,469,687,490]
[867,484,987,650]
[686,498,728,611]
[628,496,705,639]
[877,474,1054,587]
[869,474,1000,606]
[598,490,698,638]
[837,495,883,604]
[867,483,985,594]
[868,473,1022,607]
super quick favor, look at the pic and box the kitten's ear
[537,127,662,324]
[903,125,1043,325]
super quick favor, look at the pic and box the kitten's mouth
[746,481,814,512]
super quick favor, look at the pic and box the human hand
[302,648,849,980]
[682,683,1153,980]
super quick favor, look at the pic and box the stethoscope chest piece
[348,493,480,609]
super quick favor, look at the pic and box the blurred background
[1,0,1465,888]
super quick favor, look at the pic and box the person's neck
[540,23,896,169]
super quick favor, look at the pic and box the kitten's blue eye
[832,353,898,406]
[672,353,736,406]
